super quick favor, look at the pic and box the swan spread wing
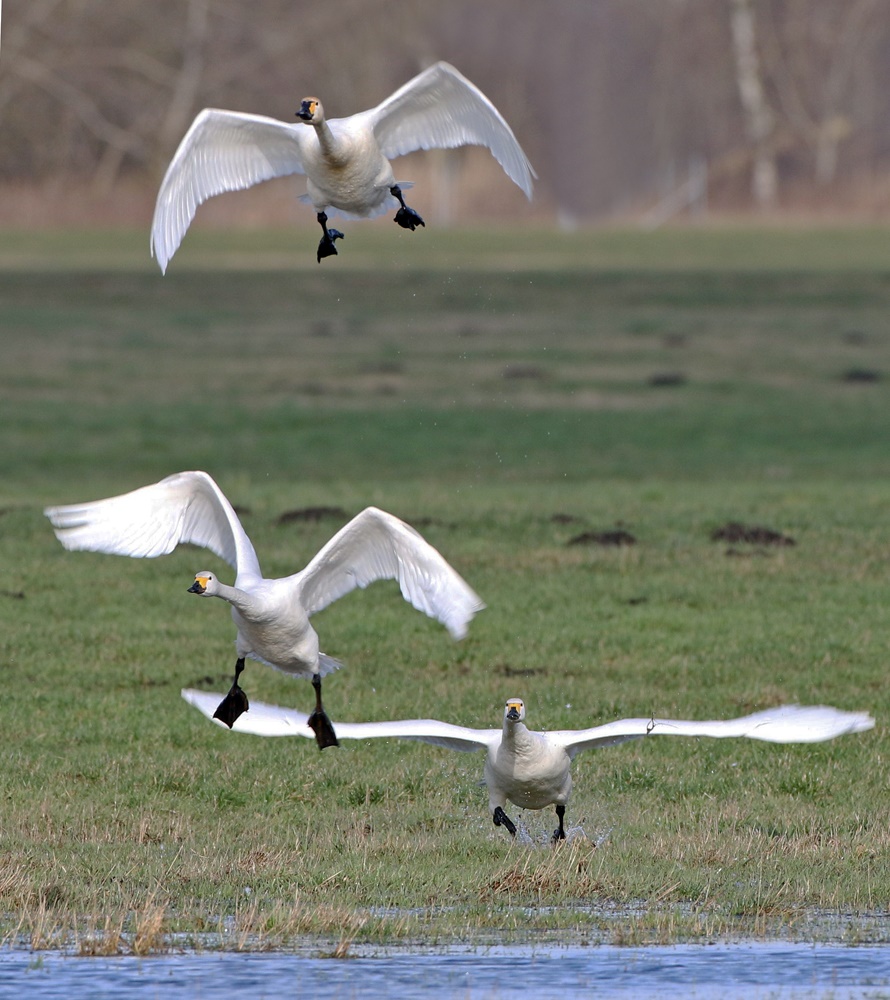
[364,61,535,198]
[181,689,495,752]
[293,507,484,638]
[151,109,308,272]
[550,705,875,758]
[44,470,262,579]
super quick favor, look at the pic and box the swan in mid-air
[150,60,536,267]
[45,471,484,748]
[180,693,874,840]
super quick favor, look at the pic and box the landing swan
[179,693,874,841]
[45,471,484,748]
[150,60,536,267]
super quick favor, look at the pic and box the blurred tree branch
[729,0,778,207]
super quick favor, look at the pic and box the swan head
[296,97,324,124]
[504,698,525,724]
[188,571,218,597]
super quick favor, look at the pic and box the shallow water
[3,942,890,999]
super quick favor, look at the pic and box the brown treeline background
[2,0,890,228]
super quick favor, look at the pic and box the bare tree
[729,0,778,207]
[761,0,883,187]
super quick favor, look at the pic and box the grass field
[0,226,888,952]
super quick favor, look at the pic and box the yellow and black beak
[296,99,316,121]
[188,576,208,595]
[506,701,522,722]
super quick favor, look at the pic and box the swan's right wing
[181,689,495,752]
[151,109,309,273]
[44,470,262,578]
[363,62,535,198]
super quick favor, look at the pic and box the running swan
[150,61,535,267]
[180,693,874,840]
[45,471,484,748]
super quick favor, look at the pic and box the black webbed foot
[307,672,339,749]
[394,206,425,231]
[307,708,339,750]
[213,657,249,728]
[317,229,345,262]
[315,211,344,262]
[390,185,425,231]
[493,805,517,837]
[552,804,567,843]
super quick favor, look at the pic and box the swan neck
[502,720,528,746]
[212,581,256,613]
[313,121,346,163]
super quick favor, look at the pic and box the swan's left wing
[362,61,535,198]
[181,689,495,752]
[548,705,875,759]
[293,507,484,639]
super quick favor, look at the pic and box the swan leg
[316,212,345,262]
[492,805,517,837]
[213,657,249,728]
[390,185,425,231]
[307,673,339,750]
[552,804,567,843]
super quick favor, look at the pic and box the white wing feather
[150,109,309,273]
[44,470,262,580]
[549,705,876,758]
[181,689,495,752]
[363,62,535,198]
[293,507,484,638]
[182,693,873,761]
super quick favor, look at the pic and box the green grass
[7,224,890,272]
[0,227,888,951]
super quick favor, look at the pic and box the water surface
[3,942,890,999]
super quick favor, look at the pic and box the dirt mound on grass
[277,506,349,525]
[710,522,795,546]
[568,529,637,547]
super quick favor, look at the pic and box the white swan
[150,60,536,268]
[45,471,484,748]
[179,693,874,840]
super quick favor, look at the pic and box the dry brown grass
[481,840,601,901]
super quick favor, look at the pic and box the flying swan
[180,693,874,841]
[150,60,536,267]
[45,471,484,748]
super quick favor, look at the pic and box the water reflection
[2,942,890,999]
